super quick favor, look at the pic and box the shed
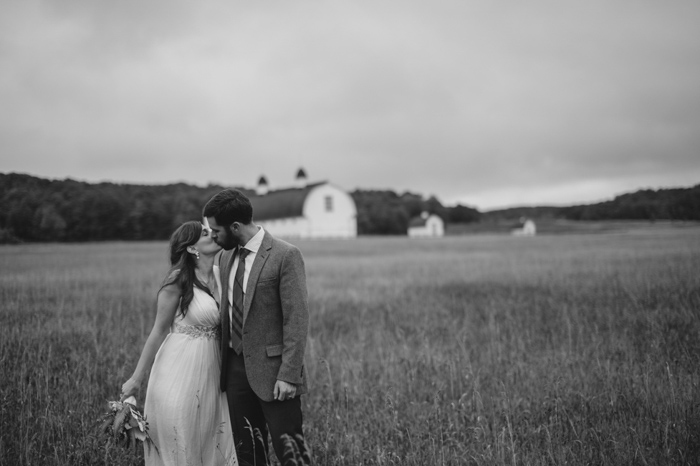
[407,212,444,238]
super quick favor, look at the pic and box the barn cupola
[295,167,308,188]
[256,175,269,195]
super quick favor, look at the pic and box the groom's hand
[273,380,297,401]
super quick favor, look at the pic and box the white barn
[249,169,357,239]
[407,212,445,238]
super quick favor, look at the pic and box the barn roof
[408,216,429,228]
[408,213,443,228]
[250,182,326,221]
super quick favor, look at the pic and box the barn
[249,169,357,239]
[407,212,445,238]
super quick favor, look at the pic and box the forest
[483,185,700,223]
[0,172,698,243]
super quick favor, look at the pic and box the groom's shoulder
[267,233,302,256]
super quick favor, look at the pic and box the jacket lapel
[243,231,273,320]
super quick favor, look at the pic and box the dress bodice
[171,287,220,337]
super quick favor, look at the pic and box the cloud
[1,0,699,209]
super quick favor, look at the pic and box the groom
[204,189,309,466]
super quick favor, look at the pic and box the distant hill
[481,206,564,221]
[482,184,700,222]
[0,172,697,242]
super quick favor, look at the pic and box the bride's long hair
[162,221,210,317]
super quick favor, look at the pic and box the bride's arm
[121,283,180,400]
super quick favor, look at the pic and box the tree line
[0,173,229,243]
[351,190,479,235]
[481,185,700,223]
[0,173,480,242]
[0,173,697,243]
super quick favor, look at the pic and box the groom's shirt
[228,226,265,348]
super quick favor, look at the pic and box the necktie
[230,247,249,354]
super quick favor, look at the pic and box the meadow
[1,225,700,465]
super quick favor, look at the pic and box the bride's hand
[120,378,140,401]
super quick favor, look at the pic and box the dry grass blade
[282,434,310,466]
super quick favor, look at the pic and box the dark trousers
[225,349,304,466]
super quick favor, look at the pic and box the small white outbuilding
[408,212,445,238]
[249,169,357,239]
[511,217,536,236]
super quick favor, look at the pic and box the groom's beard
[217,237,237,250]
[217,226,238,250]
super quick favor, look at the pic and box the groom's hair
[203,189,253,226]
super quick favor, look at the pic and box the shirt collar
[241,226,265,255]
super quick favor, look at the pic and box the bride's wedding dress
[144,286,237,466]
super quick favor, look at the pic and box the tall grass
[2,228,700,465]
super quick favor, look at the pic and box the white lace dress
[144,287,237,466]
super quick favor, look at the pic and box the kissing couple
[121,188,310,466]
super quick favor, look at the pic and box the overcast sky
[1,0,699,210]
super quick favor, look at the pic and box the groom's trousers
[226,350,305,466]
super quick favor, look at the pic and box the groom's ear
[230,222,240,232]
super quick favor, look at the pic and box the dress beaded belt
[173,323,221,339]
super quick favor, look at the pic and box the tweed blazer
[218,230,309,402]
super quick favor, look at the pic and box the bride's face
[194,224,222,256]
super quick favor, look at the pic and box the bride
[121,220,237,466]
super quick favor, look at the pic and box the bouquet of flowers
[97,396,158,454]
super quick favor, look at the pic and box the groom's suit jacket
[218,230,309,402]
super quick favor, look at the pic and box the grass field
[2,226,700,465]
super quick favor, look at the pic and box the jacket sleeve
[276,245,309,385]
